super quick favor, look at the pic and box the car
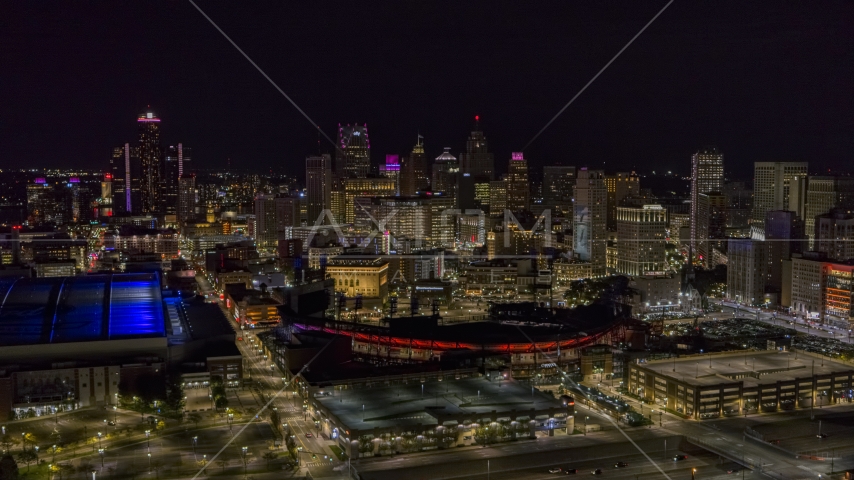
[237,337,243,341]
[305,433,313,438]
[591,469,603,475]
[107,421,116,426]
[817,433,828,438]
[673,455,688,461]
[727,468,741,474]
[564,469,578,475]
[614,462,628,468]
[549,468,563,474]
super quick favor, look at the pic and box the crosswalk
[304,460,334,467]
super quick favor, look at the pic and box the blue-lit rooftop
[0,273,166,347]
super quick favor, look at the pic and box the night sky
[3,1,852,181]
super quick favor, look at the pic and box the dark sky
[3,2,852,181]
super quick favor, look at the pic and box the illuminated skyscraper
[162,143,190,215]
[379,155,401,195]
[110,143,140,214]
[177,174,196,227]
[137,110,163,213]
[432,148,459,201]
[400,135,430,196]
[605,172,639,230]
[615,204,668,276]
[542,165,576,212]
[690,147,724,263]
[335,124,371,178]
[505,152,530,212]
[254,195,300,249]
[574,168,607,276]
[804,176,854,248]
[751,162,808,224]
[306,154,333,224]
[459,116,494,180]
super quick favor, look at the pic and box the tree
[0,436,19,454]
[155,420,166,431]
[187,413,202,428]
[15,450,37,472]
[163,371,185,413]
[262,451,277,470]
[215,396,229,411]
[0,454,18,480]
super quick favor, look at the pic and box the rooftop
[315,376,565,431]
[640,350,854,388]
[0,273,166,347]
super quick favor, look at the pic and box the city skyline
[3,2,852,178]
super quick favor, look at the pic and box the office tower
[459,116,494,180]
[764,210,804,290]
[306,154,332,224]
[615,204,668,276]
[161,144,190,215]
[787,252,854,324]
[110,143,141,214]
[342,177,396,224]
[177,174,196,226]
[815,209,854,261]
[573,168,607,276]
[542,165,576,211]
[695,192,727,263]
[605,171,640,230]
[690,147,724,262]
[379,155,401,195]
[727,233,768,305]
[788,175,808,219]
[399,135,430,196]
[804,176,854,248]
[505,152,530,212]
[489,180,507,216]
[722,181,752,228]
[751,162,808,224]
[432,148,459,201]
[100,173,114,218]
[254,195,300,249]
[335,124,370,178]
[137,111,163,214]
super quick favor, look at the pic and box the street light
[98,448,105,467]
[147,453,152,472]
[145,430,151,452]
[96,432,102,449]
[193,436,198,455]
[242,446,249,477]
[692,468,696,480]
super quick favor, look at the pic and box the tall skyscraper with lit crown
[459,116,494,180]
[137,110,163,214]
[336,124,371,178]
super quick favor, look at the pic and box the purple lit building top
[511,152,524,161]
[385,154,400,171]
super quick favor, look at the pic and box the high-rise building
[696,192,728,263]
[489,180,507,216]
[399,135,430,196]
[335,124,370,178]
[690,147,724,263]
[573,168,607,276]
[306,154,333,225]
[505,152,530,212]
[804,176,854,248]
[605,172,640,230]
[764,210,804,290]
[137,111,163,214]
[342,177,396,224]
[379,155,401,195]
[100,173,113,218]
[161,144,190,215]
[815,209,854,261]
[615,204,668,277]
[459,116,494,180]
[110,143,140,215]
[254,195,300,249]
[432,148,459,202]
[727,232,768,305]
[751,162,808,224]
[542,166,576,212]
[177,174,196,226]
[786,252,854,325]
[788,175,808,220]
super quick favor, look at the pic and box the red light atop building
[475,115,479,121]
